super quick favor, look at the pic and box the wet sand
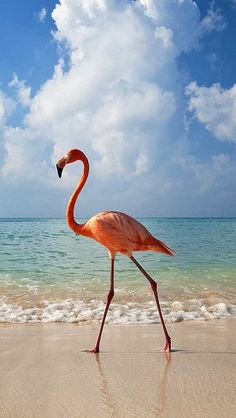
[0,319,235,417]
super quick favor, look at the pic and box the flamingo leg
[130,255,171,352]
[87,257,115,353]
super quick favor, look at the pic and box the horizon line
[0,216,236,220]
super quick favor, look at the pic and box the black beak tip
[56,164,63,178]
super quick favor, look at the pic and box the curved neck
[66,152,89,235]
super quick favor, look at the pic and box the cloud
[27,0,200,176]
[9,73,31,107]
[207,52,218,72]
[0,91,15,125]
[201,1,226,33]
[185,81,236,143]
[37,7,47,23]
[0,91,15,171]
[228,0,236,10]
[0,0,235,217]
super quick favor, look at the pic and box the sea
[0,217,235,324]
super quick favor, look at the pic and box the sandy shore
[0,319,235,418]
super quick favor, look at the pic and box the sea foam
[0,297,235,323]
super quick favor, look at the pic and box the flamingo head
[56,149,82,178]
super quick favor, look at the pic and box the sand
[0,319,235,418]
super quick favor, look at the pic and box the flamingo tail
[143,236,176,256]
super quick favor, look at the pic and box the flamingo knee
[150,279,157,292]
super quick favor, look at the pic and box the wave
[0,297,235,324]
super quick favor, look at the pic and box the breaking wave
[0,297,235,324]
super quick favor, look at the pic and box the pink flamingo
[56,149,175,353]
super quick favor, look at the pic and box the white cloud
[186,81,236,143]
[0,91,15,126]
[207,52,218,72]
[9,73,31,107]
[0,91,15,171]
[1,127,34,181]
[201,1,226,33]
[37,7,47,23]
[26,0,188,183]
[154,26,174,49]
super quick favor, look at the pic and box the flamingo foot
[84,347,99,353]
[163,337,171,352]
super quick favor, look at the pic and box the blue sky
[0,1,57,92]
[0,0,236,217]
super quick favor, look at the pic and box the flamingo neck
[66,152,89,235]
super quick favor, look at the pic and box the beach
[1,218,235,416]
[0,319,235,418]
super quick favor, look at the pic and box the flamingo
[56,149,175,353]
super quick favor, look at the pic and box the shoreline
[1,294,235,323]
[1,319,235,417]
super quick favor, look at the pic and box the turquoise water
[0,217,235,323]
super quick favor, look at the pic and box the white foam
[0,297,235,324]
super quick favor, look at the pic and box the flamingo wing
[84,211,175,256]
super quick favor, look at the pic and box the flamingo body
[83,211,175,257]
[56,148,175,353]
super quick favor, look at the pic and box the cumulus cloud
[186,81,236,143]
[27,0,200,179]
[0,0,235,217]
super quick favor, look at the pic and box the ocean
[0,217,235,323]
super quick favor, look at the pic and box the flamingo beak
[56,164,63,178]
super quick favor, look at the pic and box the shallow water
[0,217,235,323]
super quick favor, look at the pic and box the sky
[0,0,236,218]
